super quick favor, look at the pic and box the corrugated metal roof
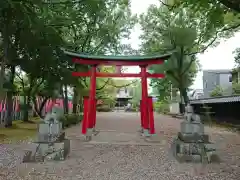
[190,95,240,104]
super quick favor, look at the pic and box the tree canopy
[1,0,240,126]
[0,0,137,126]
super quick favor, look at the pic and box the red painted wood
[148,97,155,134]
[115,65,122,73]
[141,66,149,130]
[140,100,143,128]
[72,72,165,78]
[93,99,97,127]
[73,58,164,66]
[87,66,97,130]
[89,99,97,128]
[82,97,89,134]
[147,73,165,78]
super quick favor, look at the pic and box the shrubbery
[153,101,170,114]
[97,105,112,112]
[232,83,240,95]
[59,114,83,129]
[210,86,223,97]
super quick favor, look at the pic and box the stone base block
[178,132,209,143]
[171,138,219,164]
[22,139,70,163]
[38,123,62,135]
[175,154,202,163]
[138,128,144,134]
[85,135,92,142]
[143,129,150,137]
[22,150,44,163]
[180,122,204,134]
[92,128,100,136]
[36,132,65,143]
[87,128,93,136]
[174,152,220,164]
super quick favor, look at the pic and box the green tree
[233,48,240,67]
[166,0,240,36]
[140,5,210,105]
[232,83,240,95]
[52,0,136,113]
[171,0,240,13]
[210,86,224,97]
[0,0,136,126]
[0,0,65,125]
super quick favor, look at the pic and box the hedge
[153,101,170,114]
[97,105,112,112]
[59,114,83,129]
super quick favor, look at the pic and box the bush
[97,105,112,112]
[232,83,240,95]
[210,86,223,97]
[153,101,170,114]
[59,114,83,129]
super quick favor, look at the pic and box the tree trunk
[0,58,6,103]
[182,87,189,104]
[63,84,69,114]
[72,87,78,114]
[59,85,64,103]
[2,21,12,127]
[179,87,189,114]
[79,95,83,112]
[22,95,29,122]
[5,91,13,127]
[33,96,49,118]
[5,66,15,127]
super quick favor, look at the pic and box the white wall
[116,88,131,98]
[169,103,180,114]
[219,73,232,88]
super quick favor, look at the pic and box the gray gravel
[0,113,240,180]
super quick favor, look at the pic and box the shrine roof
[64,50,172,61]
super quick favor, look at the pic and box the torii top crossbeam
[64,50,172,78]
[64,50,172,66]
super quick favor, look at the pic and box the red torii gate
[64,50,171,136]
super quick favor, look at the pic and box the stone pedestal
[172,138,217,163]
[23,139,70,163]
[171,104,219,163]
[178,132,209,143]
[22,110,70,163]
[180,122,204,135]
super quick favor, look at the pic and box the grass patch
[0,118,41,144]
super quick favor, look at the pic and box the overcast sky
[126,0,239,90]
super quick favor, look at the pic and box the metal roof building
[190,95,240,104]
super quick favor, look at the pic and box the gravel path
[1,112,240,180]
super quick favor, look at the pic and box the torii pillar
[140,65,150,136]
[86,65,97,135]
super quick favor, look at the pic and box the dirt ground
[0,112,240,180]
